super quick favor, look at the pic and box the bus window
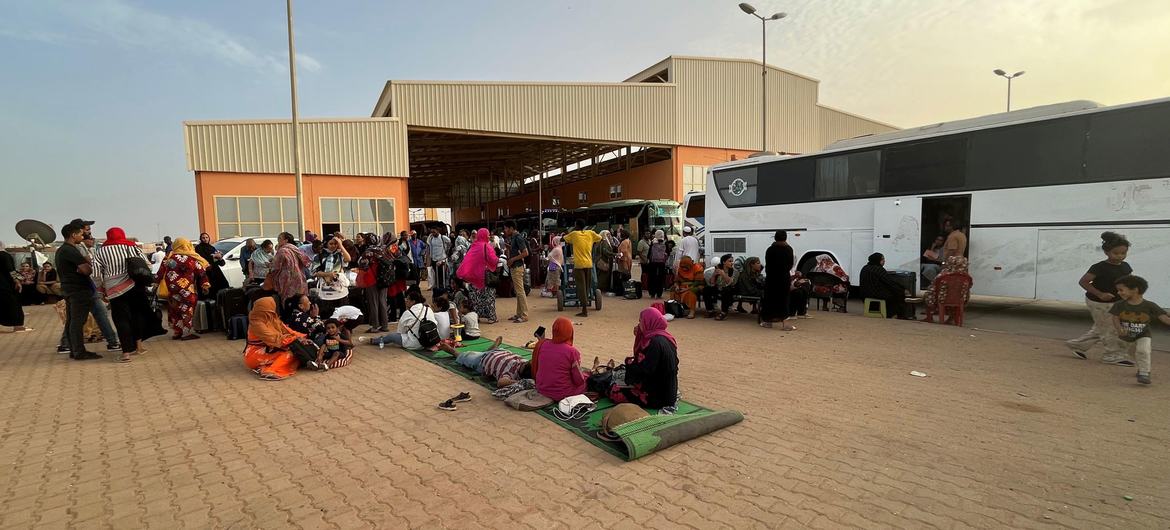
[881,138,966,194]
[815,150,880,198]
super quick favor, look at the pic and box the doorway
[321,223,340,239]
[920,195,971,287]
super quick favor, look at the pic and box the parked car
[214,237,279,288]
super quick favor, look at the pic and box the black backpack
[375,254,397,288]
[408,307,441,348]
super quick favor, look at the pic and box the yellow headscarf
[169,237,209,267]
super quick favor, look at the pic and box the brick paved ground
[1,297,1168,529]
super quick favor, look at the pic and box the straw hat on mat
[598,403,650,442]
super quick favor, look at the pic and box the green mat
[408,338,743,460]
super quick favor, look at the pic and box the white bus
[704,97,1170,302]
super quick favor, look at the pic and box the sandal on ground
[118,355,132,363]
[523,340,537,349]
[760,322,773,328]
[514,317,529,323]
[451,392,472,403]
[14,328,35,333]
[437,399,457,411]
[780,324,797,331]
[714,313,728,321]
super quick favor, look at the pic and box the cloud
[15,0,321,74]
[0,27,70,44]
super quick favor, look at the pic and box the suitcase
[217,287,248,322]
[194,300,222,333]
[226,315,249,340]
[624,280,643,300]
[193,300,210,332]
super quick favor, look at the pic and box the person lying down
[452,336,533,388]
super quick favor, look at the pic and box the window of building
[551,197,561,206]
[814,151,881,199]
[609,184,623,199]
[578,191,588,206]
[319,198,396,237]
[683,165,709,194]
[215,196,299,238]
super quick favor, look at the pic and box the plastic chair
[864,298,886,318]
[924,274,973,326]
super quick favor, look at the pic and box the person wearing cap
[680,225,700,264]
[56,218,119,354]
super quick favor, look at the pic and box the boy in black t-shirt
[1110,275,1170,385]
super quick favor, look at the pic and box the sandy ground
[0,292,1168,529]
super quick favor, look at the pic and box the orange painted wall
[674,146,755,191]
[194,171,410,239]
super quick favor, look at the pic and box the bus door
[873,197,923,275]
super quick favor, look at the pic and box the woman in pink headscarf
[457,228,500,324]
[607,307,679,409]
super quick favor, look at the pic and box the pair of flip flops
[437,392,472,411]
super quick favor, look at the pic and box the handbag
[125,255,154,286]
[554,395,596,421]
[482,250,500,288]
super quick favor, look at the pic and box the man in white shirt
[680,226,701,263]
[360,289,436,350]
[150,245,166,274]
[426,227,451,294]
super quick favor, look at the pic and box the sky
[2,0,1168,245]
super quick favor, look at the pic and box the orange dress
[243,326,303,380]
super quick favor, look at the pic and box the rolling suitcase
[226,315,249,340]
[193,300,211,332]
[217,287,248,323]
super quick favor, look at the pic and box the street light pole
[993,69,1025,112]
[739,3,787,157]
[286,0,305,237]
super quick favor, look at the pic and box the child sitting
[459,298,480,341]
[1110,275,1170,385]
[313,319,353,371]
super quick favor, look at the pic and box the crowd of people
[4,216,1165,390]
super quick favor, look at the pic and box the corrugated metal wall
[184,119,409,177]
[817,107,897,148]
[388,81,677,146]
[670,57,894,153]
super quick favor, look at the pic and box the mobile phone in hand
[534,326,546,339]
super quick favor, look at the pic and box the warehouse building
[184,56,895,239]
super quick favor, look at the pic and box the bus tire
[594,289,603,311]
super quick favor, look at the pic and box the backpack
[376,255,396,288]
[226,314,249,340]
[649,241,667,264]
[408,307,441,348]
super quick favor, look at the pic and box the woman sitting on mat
[534,317,586,401]
[244,297,314,381]
[606,307,679,410]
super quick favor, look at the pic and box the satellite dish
[15,219,56,247]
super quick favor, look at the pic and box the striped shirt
[480,349,526,381]
[91,244,149,299]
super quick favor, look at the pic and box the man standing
[57,218,119,354]
[150,245,166,274]
[680,226,701,263]
[503,221,529,323]
[563,219,602,317]
[943,219,968,260]
[409,231,427,282]
[163,236,173,253]
[56,223,102,360]
[426,227,451,294]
